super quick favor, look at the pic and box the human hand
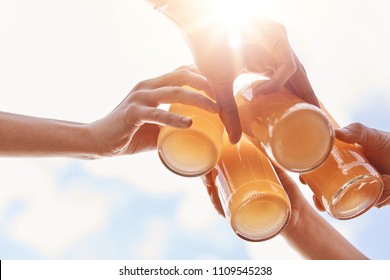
[188,18,320,144]
[155,1,319,143]
[336,123,390,207]
[89,68,219,157]
[310,122,390,210]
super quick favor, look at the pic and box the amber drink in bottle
[215,133,291,241]
[234,73,334,173]
[300,104,384,219]
[157,86,224,177]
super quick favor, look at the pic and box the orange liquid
[301,105,383,219]
[235,74,334,173]
[157,87,224,177]
[215,134,291,241]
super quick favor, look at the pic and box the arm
[281,210,368,260]
[276,168,367,260]
[0,112,97,158]
[0,68,218,159]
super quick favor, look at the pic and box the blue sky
[0,0,389,260]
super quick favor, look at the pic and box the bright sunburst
[212,0,272,48]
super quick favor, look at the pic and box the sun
[212,0,272,48]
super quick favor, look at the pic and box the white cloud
[82,153,199,195]
[176,185,219,231]
[134,218,171,259]
[0,158,114,257]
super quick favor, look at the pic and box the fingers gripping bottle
[300,104,384,220]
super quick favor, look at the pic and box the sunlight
[213,0,272,48]
[214,0,271,25]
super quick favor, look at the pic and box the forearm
[0,111,99,159]
[282,204,368,260]
[144,0,208,23]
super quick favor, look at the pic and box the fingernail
[337,127,352,135]
[181,117,192,126]
[229,133,241,144]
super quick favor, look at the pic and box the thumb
[335,122,384,149]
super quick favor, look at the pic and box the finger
[139,107,192,128]
[284,52,320,107]
[298,175,307,185]
[133,86,219,113]
[376,175,390,208]
[335,123,385,148]
[140,68,213,98]
[203,170,225,217]
[252,64,292,97]
[210,190,225,217]
[175,64,202,75]
[177,65,216,99]
[313,195,326,212]
[169,68,214,98]
[251,41,296,97]
[202,169,217,190]
[212,84,242,144]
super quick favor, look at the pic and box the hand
[155,1,319,143]
[311,122,390,210]
[240,19,319,107]
[90,68,219,156]
[335,123,390,207]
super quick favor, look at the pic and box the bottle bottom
[270,104,334,173]
[158,129,219,177]
[229,180,291,242]
[329,174,383,220]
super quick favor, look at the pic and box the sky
[0,0,389,260]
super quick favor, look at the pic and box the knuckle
[128,90,141,102]
[126,104,140,116]
[176,68,191,77]
[151,109,162,120]
[151,109,172,124]
[133,79,151,91]
[173,86,186,95]
[125,104,142,123]
[269,81,283,92]
[349,122,365,132]
[176,69,192,83]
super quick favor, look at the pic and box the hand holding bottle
[310,122,390,210]
[147,0,319,143]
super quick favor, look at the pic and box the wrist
[281,202,315,240]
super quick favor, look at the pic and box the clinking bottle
[215,132,291,242]
[233,73,334,173]
[300,104,384,219]
[157,86,224,177]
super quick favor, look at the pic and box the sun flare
[212,0,272,48]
